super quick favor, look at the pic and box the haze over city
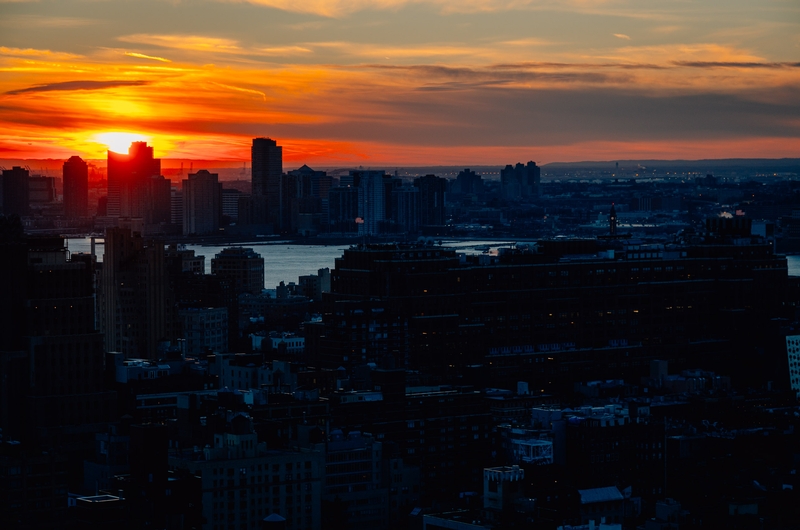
[1,0,799,165]
[5,2,800,530]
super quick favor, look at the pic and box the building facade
[63,156,89,219]
[183,170,221,236]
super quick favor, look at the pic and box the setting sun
[94,132,150,154]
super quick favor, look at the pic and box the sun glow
[94,132,150,154]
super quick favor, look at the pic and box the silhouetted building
[2,166,30,216]
[414,174,447,227]
[0,442,69,530]
[168,413,324,530]
[251,137,282,229]
[354,170,387,236]
[501,161,540,200]
[453,168,483,196]
[99,227,174,359]
[389,183,419,233]
[210,247,265,294]
[0,236,116,445]
[183,170,221,235]
[328,185,359,233]
[317,238,787,391]
[107,142,161,219]
[283,165,331,234]
[221,188,241,221]
[63,156,89,218]
[28,176,56,206]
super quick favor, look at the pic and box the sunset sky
[1,0,798,166]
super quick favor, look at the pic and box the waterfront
[66,236,800,288]
[65,237,518,290]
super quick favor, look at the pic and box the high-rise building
[390,183,419,233]
[221,188,241,221]
[170,186,183,228]
[210,247,265,294]
[251,137,282,229]
[355,170,387,236]
[0,236,116,445]
[328,186,359,233]
[144,175,172,227]
[63,156,89,218]
[107,142,161,219]
[500,161,540,200]
[1,166,30,217]
[27,176,56,206]
[453,168,483,196]
[414,174,447,227]
[282,165,331,234]
[182,170,221,235]
[99,227,174,359]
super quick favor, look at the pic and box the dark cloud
[4,80,149,96]
[673,61,800,69]
[363,63,617,87]
[490,62,668,70]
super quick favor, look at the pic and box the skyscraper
[182,170,221,235]
[500,161,540,200]
[107,142,161,219]
[210,247,265,295]
[63,156,89,218]
[1,166,30,217]
[99,227,174,359]
[414,174,447,227]
[251,137,282,229]
[354,170,387,236]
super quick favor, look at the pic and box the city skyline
[0,0,798,165]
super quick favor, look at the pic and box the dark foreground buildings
[313,219,788,392]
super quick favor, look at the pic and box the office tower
[99,227,174,359]
[328,185,359,233]
[63,156,89,218]
[170,186,183,228]
[27,176,56,206]
[390,183,419,233]
[0,236,116,445]
[182,170,221,235]
[285,165,331,234]
[145,174,172,227]
[353,170,386,236]
[414,174,447,227]
[107,141,161,219]
[251,137,282,229]
[454,168,483,196]
[501,161,540,200]
[1,166,30,216]
[221,188,241,221]
[210,247,265,294]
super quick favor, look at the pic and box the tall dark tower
[107,142,161,219]
[609,203,617,236]
[63,156,88,218]
[1,166,30,217]
[414,174,447,227]
[251,137,282,230]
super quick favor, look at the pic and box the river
[64,237,519,290]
